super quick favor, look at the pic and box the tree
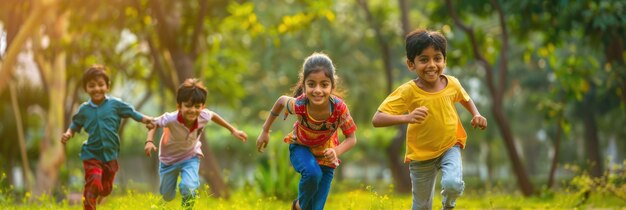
[0,0,68,197]
[357,0,412,193]
[444,0,535,196]
[513,0,626,178]
[129,0,254,197]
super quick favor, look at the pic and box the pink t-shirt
[155,109,213,165]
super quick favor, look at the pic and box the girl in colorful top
[372,28,487,210]
[144,78,248,209]
[61,65,155,210]
[256,52,357,210]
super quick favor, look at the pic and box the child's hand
[232,130,248,143]
[144,141,157,157]
[471,115,487,130]
[61,131,73,145]
[406,106,429,124]
[256,131,270,152]
[323,148,339,166]
[145,122,156,130]
[143,117,157,130]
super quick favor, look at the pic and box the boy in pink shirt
[144,78,247,209]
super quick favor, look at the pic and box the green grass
[2,186,625,210]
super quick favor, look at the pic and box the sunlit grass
[2,184,625,209]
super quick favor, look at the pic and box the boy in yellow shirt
[372,28,487,210]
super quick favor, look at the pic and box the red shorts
[82,159,118,210]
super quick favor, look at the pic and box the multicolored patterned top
[282,94,357,168]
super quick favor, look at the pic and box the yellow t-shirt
[378,75,470,162]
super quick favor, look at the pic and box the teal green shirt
[69,96,144,162]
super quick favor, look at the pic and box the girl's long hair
[291,52,344,98]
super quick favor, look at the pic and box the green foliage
[251,131,298,200]
[2,183,626,209]
[2,0,626,203]
[0,173,14,206]
[347,126,396,165]
[566,161,626,205]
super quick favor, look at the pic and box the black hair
[405,29,447,63]
[82,64,110,90]
[292,52,338,97]
[177,78,208,105]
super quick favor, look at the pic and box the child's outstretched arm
[61,128,76,145]
[371,106,429,127]
[211,112,248,142]
[256,95,292,152]
[144,128,158,157]
[460,99,487,130]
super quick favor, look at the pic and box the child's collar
[87,95,109,107]
[177,111,199,132]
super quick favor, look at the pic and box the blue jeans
[159,156,200,202]
[409,145,464,210]
[289,144,335,210]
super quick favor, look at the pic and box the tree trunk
[446,0,535,196]
[147,0,231,197]
[547,119,561,189]
[34,52,67,197]
[9,82,34,191]
[4,0,65,198]
[0,0,54,94]
[386,124,411,193]
[199,135,230,198]
[492,103,535,195]
[357,0,393,93]
[582,89,602,178]
[398,0,410,35]
[357,0,412,193]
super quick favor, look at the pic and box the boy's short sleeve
[377,85,409,115]
[154,112,177,127]
[116,99,144,121]
[69,105,86,132]
[200,109,214,122]
[449,76,470,102]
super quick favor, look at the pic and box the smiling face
[304,70,333,107]
[84,77,109,105]
[408,46,446,86]
[178,101,205,124]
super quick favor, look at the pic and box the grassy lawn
[2,186,624,209]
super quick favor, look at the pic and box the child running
[371,28,487,210]
[144,78,248,209]
[256,52,357,210]
[61,65,155,210]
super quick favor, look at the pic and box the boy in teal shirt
[61,65,154,210]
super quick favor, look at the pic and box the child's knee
[301,169,323,185]
[441,178,464,194]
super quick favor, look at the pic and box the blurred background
[0,0,624,203]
